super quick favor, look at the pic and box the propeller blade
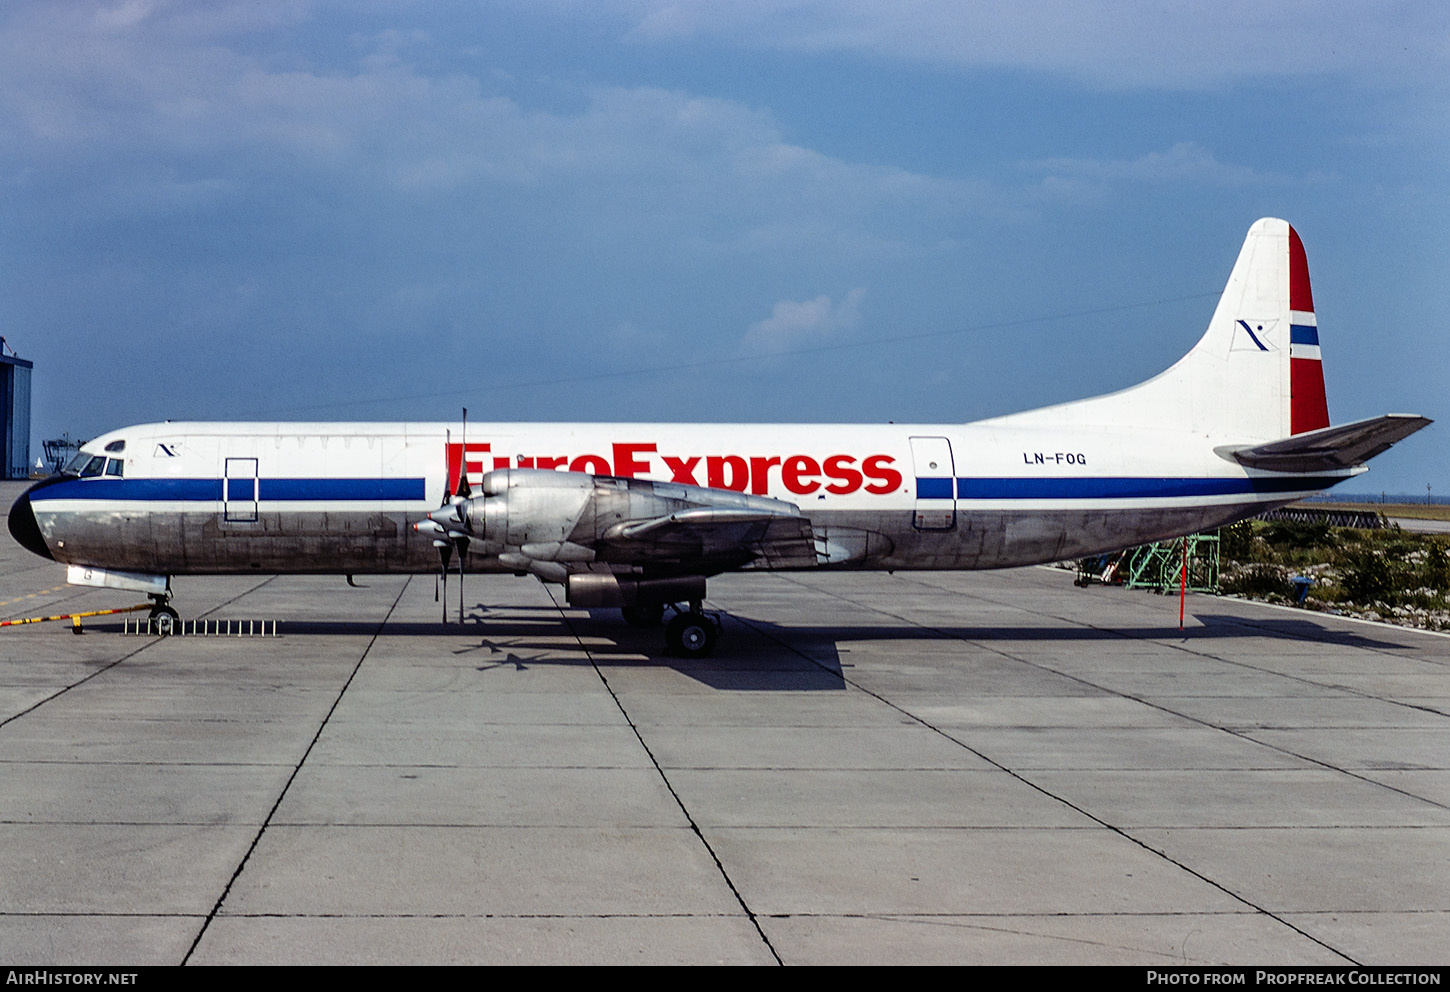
[457,410,472,500]
[442,429,454,502]
[437,537,453,622]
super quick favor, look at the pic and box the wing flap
[1222,414,1431,473]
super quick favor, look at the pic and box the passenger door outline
[224,457,259,523]
[909,436,955,531]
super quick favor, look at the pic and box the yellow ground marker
[0,602,153,633]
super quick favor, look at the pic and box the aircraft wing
[441,469,832,575]
[1222,414,1432,473]
[599,505,821,569]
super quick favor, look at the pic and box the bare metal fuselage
[17,419,1339,578]
[15,220,1422,600]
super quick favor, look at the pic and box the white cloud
[1024,141,1285,205]
[93,0,160,31]
[1032,143,1271,185]
[604,0,1450,90]
[0,5,1000,261]
[742,288,865,354]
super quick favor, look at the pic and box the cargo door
[909,436,955,531]
[224,457,259,523]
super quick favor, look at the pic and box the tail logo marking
[1233,318,1278,353]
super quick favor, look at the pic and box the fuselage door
[909,436,955,530]
[224,457,259,522]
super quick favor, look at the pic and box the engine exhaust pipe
[566,574,705,608]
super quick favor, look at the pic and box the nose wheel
[148,595,179,636]
[664,607,719,658]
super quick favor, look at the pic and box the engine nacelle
[468,469,598,554]
[464,469,793,560]
[442,468,845,600]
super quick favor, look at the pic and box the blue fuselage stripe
[32,474,1335,506]
[915,477,955,499]
[259,479,428,501]
[31,477,429,503]
[952,476,1341,499]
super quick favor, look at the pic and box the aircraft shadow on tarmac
[84,603,1413,693]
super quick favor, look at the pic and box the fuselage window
[104,459,124,477]
[79,455,106,478]
[104,440,126,453]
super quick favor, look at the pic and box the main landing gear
[620,600,721,658]
[621,604,665,628]
[665,608,719,658]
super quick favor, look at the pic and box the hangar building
[2,351,33,480]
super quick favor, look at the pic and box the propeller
[454,408,470,623]
[414,412,473,624]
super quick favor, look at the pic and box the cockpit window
[79,455,106,478]
[104,440,125,453]
[64,451,92,474]
[104,459,124,477]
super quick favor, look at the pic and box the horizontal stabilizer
[1221,414,1432,473]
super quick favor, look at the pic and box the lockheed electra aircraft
[8,219,1430,656]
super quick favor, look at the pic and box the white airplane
[8,219,1429,655]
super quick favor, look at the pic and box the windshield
[63,451,92,474]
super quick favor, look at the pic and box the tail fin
[1285,226,1329,435]
[992,218,1329,442]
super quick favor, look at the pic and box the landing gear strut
[621,603,665,628]
[664,601,720,658]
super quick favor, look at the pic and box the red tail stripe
[1290,359,1330,435]
[1288,225,1327,434]
[1289,225,1315,314]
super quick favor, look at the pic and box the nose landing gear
[148,594,180,636]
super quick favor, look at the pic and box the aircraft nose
[8,481,56,561]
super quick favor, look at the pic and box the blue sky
[2,1,1446,493]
